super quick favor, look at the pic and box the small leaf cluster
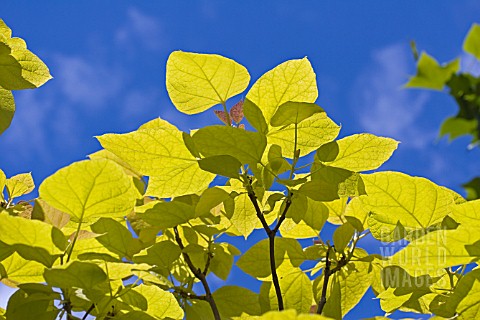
[408,23,480,200]
[2,19,480,320]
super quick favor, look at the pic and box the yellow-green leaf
[445,269,480,319]
[262,259,314,313]
[270,102,323,127]
[256,309,330,319]
[132,284,184,319]
[0,169,5,202]
[246,57,317,124]
[166,51,250,114]
[1,253,45,287]
[192,125,267,165]
[405,52,459,90]
[39,159,138,222]
[0,213,66,266]
[268,112,339,158]
[6,172,34,200]
[97,118,214,198]
[450,198,480,228]
[135,200,195,230]
[0,19,52,90]
[237,238,305,279]
[213,286,262,318]
[0,88,14,135]
[361,172,455,242]
[389,225,480,274]
[316,134,398,172]
[464,23,480,60]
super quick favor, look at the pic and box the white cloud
[353,43,434,149]
[115,7,166,52]
[53,55,124,111]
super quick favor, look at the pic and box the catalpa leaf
[237,238,305,279]
[166,51,250,114]
[389,225,480,274]
[0,169,6,202]
[0,88,14,135]
[43,261,107,290]
[405,52,459,90]
[39,159,138,222]
[230,99,244,124]
[314,250,373,318]
[0,19,52,90]
[261,259,313,313]
[6,172,34,200]
[444,269,480,319]
[270,102,323,127]
[1,252,45,287]
[90,217,142,260]
[361,172,455,242]
[97,118,214,198]
[0,214,66,267]
[268,111,339,158]
[192,125,267,164]
[131,284,184,319]
[213,286,262,318]
[198,155,242,179]
[316,133,399,172]
[256,309,329,319]
[464,23,480,60]
[246,57,318,124]
[135,200,196,230]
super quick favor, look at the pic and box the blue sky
[1,1,480,318]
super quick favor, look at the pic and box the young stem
[173,227,221,320]
[288,123,299,180]
[316,236,358,315]
[222,101,232,126]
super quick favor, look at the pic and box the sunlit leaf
[361,172,455,242]
[39,159,138,222]
[0,88,14,135]
[192,125,267,165]
[0,19,52,90]
[237,238,305,279]
[316,134,398,172]
[132,284,184,319]
[246,57,317,124]
[270,102,323,127]
[166,51,250,114]
[213,286,262,318]
[464,23,480,60]
[405,52,459,90]
[6,172,34,200]
[98,118,214,198]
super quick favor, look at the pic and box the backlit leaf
[39,159,137,222]
[98,118,214,198]
[268,112,339,158]
[0,214,66,266]
[316,134,398,172]
[270,102,323,127]
[213,286,262,318]
[237,238,305,279]
[166,51,250,114]
[405,52,459,90]
[0,19,52,90]
[6,172,34,200]
[246,58,317,124]
[192,125,267,165]
[43,261,107,290]
[132,284,184,319]
[135,200,196,230]
[0,88,14,135]
[198,155,242,179]
[361,172,455,241]
[463,23,480,60]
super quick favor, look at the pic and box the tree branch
[173,227,221,320]
[246,180,293,311]
[316,245,350,314]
